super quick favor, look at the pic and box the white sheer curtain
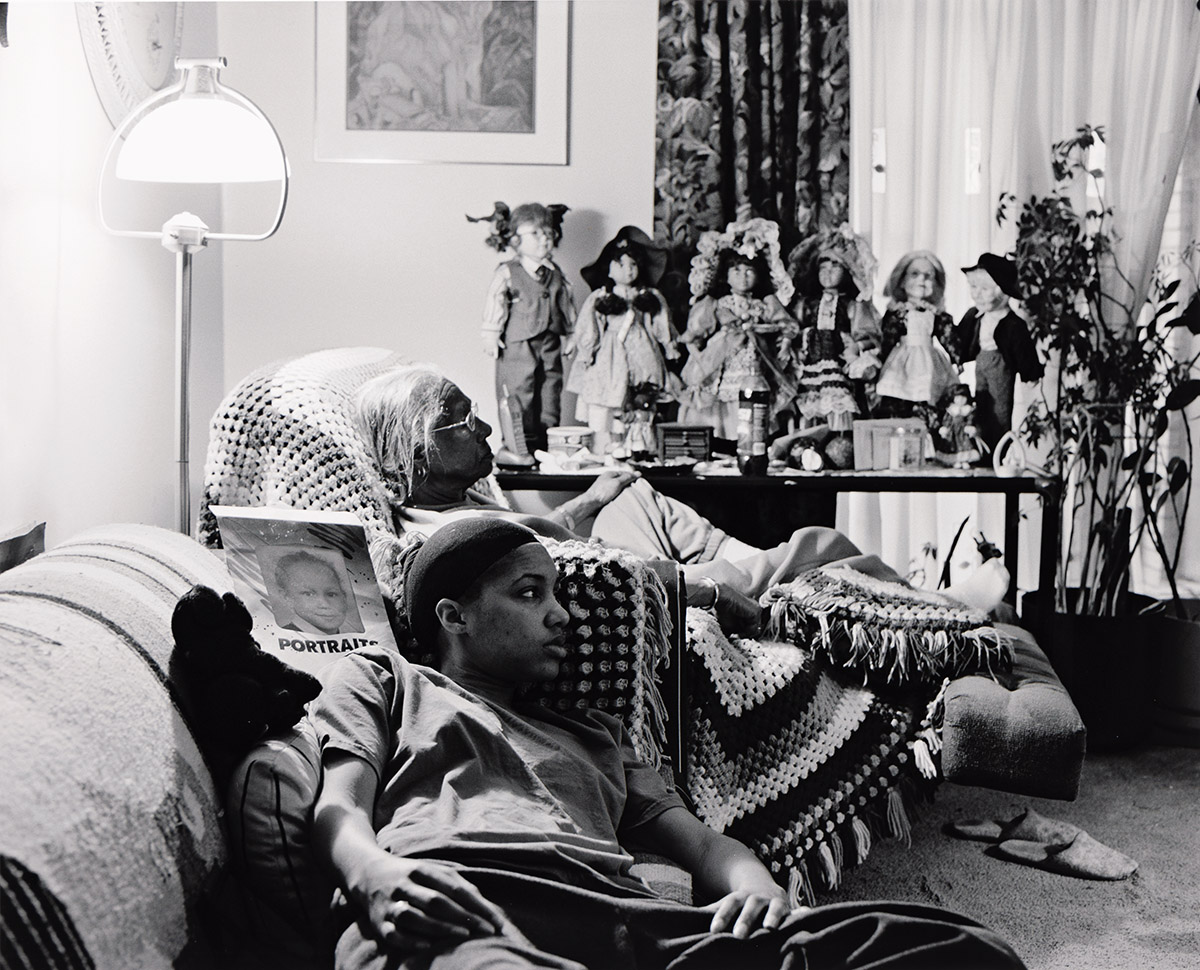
[843,0,1200,594]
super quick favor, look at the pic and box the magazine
[210,506,396,675]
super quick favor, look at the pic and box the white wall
[216,0,659,433]
[0,1,224,548]
[0,1,658,547]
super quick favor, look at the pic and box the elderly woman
[352,364,1011,624]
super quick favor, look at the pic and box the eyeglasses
[432,401,478,434]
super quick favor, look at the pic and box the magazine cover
[211,506,396,675]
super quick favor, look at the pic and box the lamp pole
[162,212,209,535]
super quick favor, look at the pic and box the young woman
[311,517,1025,970]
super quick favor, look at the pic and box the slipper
[943,808,1080,844]
[992,833,1138,881]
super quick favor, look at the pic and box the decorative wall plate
[76,1,184,128]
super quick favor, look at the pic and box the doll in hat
[678,218,800,439]
[566,226,681,454]
[471,201,576,459]
[875,250,961,418]
[953,253,1043,451]
[788,225,883,432]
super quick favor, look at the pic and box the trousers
[334,867,1024,970]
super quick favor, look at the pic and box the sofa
[0,352,1087,968]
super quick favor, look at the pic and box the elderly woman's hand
[583,469,640,508]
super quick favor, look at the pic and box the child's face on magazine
[282,561,348,634]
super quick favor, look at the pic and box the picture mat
[314,1,570,165]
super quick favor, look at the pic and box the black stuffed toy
[170,584,322,785]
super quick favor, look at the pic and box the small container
[888,427,925,470]
[546,426,594,456]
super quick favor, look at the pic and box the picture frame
[315,1,570,165]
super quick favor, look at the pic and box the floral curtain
[654,0,851,320]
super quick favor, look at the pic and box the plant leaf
[1168,457,1189,494]
[1165,380,1200,411]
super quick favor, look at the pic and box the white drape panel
[844,0,1200,594]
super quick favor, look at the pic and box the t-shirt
[311,647,685,895]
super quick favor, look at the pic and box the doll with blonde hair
[874,250,960,418]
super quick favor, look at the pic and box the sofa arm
[939,622,1087,801]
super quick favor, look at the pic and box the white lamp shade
[116,97,285,183]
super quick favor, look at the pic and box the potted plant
[998,125,1200,746]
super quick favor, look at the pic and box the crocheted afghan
[763,565,1012,688]
[684,607,936,906]
[199,347,406,563]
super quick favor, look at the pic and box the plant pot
[1021,590,1155,751]
[1147,607,1200,746]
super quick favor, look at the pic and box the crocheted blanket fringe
[684,608,938,907]
[764,571,1010,687]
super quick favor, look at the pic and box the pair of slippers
[944,808,1137,880]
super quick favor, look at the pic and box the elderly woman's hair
[883,250,947,309]
[353,364,455,505]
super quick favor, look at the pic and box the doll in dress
[787,225,882,432]
[934,383,985,468]
[470,201,576,459]
[875,250,961,418]
[678,217,800,440]
[566,227,680,455]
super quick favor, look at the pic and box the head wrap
[404,518,541,647]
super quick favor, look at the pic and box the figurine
[875,250,961,418]
[566,227,680,455]
[612,381,662,462]
[787,225,882,432]
[471,201,576,458]
[678,218,800,439]
[934,383,985,468]
[953,253,1044,451]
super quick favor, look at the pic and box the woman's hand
[353,853,505,956]
[582,469,640,508]
[703,888,794,938]
[688,579,764,638]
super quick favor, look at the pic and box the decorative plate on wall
[76,1,184,128]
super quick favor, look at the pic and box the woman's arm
[643,805,794,937]
[312,752,505,955]
[539,469,640,533]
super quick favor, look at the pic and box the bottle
[736,384,770,476]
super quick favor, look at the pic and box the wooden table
[496,466,1060,623]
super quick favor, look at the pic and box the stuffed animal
[170,584,322,783]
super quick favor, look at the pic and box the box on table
[656,423,713,462]
[852,418,928,470]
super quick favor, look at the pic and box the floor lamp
[99,57,289,535]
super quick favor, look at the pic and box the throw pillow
[224,717,333,964]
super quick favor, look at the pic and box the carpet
[832,742,1200,970]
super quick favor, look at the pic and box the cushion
[939,623,1087,800]
[762,565,1011,688]
[224,716,333,964]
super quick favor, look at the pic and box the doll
[787,225,882,432]
[470,201,576,458]
[566,227,680,455]
[875,250,961,418]
[678,218,800,439]
[953,253,1043,451]
[933,383,985,468]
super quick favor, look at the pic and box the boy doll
[954,253,1043,451]
[475,202,576,459]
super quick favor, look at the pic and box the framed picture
[315,1,570,165]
